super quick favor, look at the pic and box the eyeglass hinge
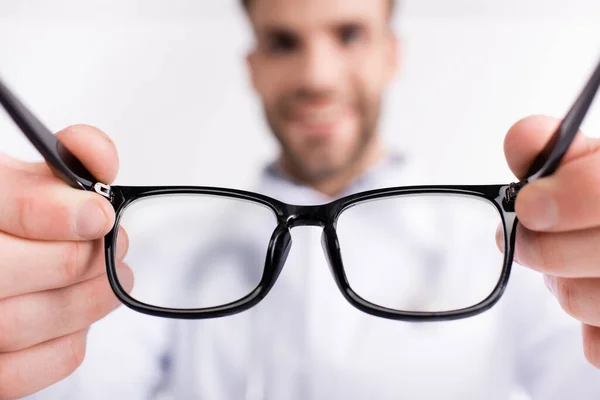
[503,180,528,210]
[93,182,112,200]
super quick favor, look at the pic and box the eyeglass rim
[104,183,518,321]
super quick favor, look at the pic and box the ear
[385,33,401,84]
[246,50,259,91]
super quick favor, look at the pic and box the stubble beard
[264,96,382,187]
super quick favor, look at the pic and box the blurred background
[1,0,600,190]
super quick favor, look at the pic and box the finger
[0,166,115,240]
[513,225,600,277]
[503,115,600,179]
[0,152,51,176]
[0,226,129,299]
[0,124,119,181]
[0,124,119,240]
[0,264,133,352]
[515,149,600,232]
[583,324,600,369]
[54,124,120,184]
[544,276,600,326]
[0,329,90,400]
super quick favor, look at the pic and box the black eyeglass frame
[1,55,599,322]
[104,182,517,322]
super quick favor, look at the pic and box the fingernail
[544,274,556,295]
[513,227,532,266]
[495,224,505,253]
[496,223,524,264]
[116,266,134,293]
[523,192,558,230]
[115,228,128,259]
[76,201,107,239]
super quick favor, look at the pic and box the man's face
[246,0,398,183]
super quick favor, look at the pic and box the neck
[278,136,385,198]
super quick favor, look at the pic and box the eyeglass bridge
[284,204,329,228]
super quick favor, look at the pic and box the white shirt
[28,154,600,399]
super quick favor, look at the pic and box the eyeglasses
[1,56,599,322]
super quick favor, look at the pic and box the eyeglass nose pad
[320,230,335,278]
[263,225,292,289]
[320,225,344,288]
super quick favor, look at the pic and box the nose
[296,37,342,93]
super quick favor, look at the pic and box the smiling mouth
[288,104,353,137]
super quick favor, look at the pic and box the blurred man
[3,0,600,399]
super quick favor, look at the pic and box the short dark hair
[240,0,397,19]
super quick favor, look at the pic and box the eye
[338,24,363,46]
[266,32,298,55]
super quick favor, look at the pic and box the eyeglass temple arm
[0,77,98,192]
[2,54,600,190]
[524,55,600,183]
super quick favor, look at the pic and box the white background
[1,3,599,398]
[1,0,600,190]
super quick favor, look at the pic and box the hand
[504,115,600,369]
[0,125,132,399]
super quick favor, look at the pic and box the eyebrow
[255,20,372,46]
[256,25,298,39]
